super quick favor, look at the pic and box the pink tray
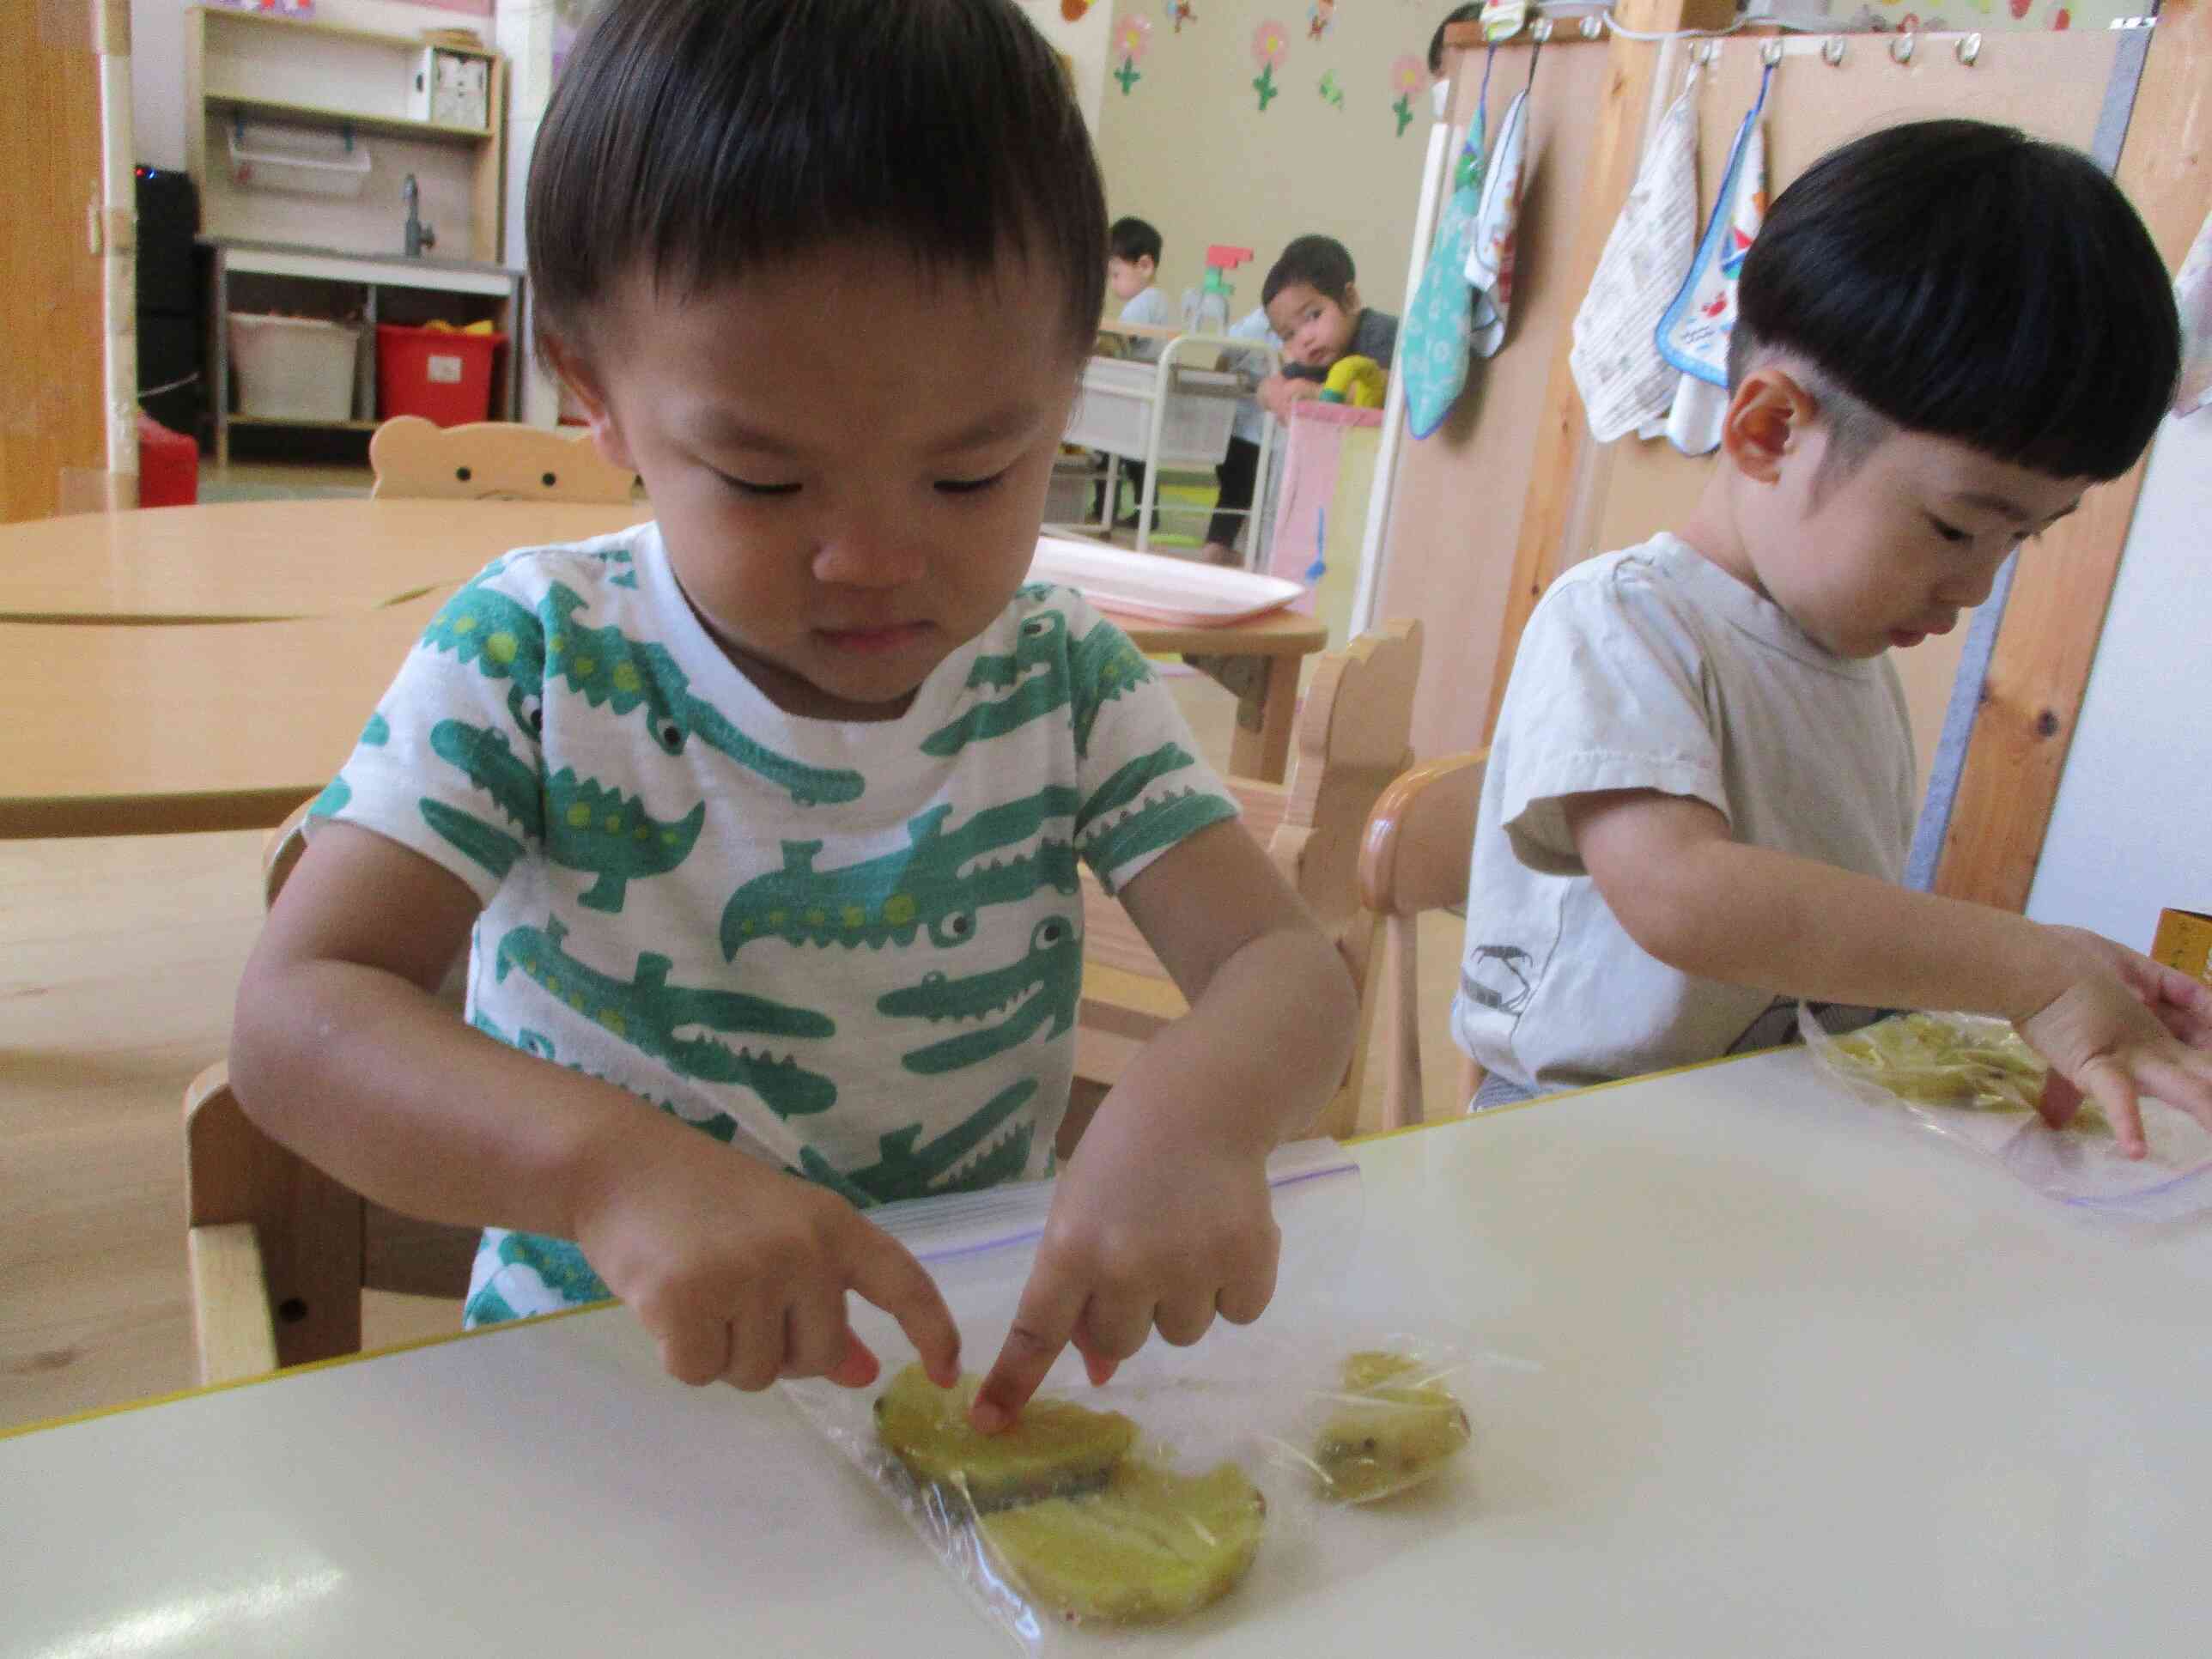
[1028,537,1303,626]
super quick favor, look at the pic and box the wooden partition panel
[1376,23,2128,784]
[1936,0,2212,908]
[1372,33,1629,761]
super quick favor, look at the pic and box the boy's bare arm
[1115,817,1358,1146]
[1256,373,1321,419]
[230,822,959,1390]
[972,819,1356,1427]
[1565,790,2212,1154]
[232,821,665,1237]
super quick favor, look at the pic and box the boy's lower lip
[1888,617,1956,649]
[817,623,932,655]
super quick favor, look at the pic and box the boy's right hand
[1256,373,1320,419]
[569,1122,961,1392]
[2015,927,2212,1159]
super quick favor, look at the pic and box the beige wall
[1026,0,1113,134]
[1093,0,1448,322]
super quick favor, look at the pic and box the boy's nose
[811,525,927,589]
[1942,556,2005,610]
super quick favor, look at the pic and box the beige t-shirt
[1452,533,1917,1095]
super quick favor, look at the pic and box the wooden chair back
[1354,751,1489,1133]
[184,808,477,1385]
[369,415,638,503]
[1074,620,1424,1138]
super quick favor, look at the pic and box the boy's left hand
[1256,373,1321,420]
[968,1105,1279,1432]
[2021,927,2212,1154]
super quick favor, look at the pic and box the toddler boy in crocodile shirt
[230,0,1356,1431]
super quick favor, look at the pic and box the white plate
[1027,536,1302,626]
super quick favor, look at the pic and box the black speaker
[135,165,205,441]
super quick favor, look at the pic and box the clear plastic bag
[782,1139,1521,1652]
[1798,1004,2212,1220]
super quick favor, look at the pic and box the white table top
[8,1048,2210,1656]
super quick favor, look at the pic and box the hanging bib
[1401,56,1493,441]
[1656,69,1771,390]
[1571,80,1699,442]
[1464,86,1529,360]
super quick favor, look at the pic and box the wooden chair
[185,804,477,1386]
[368,415,638,503]
[1074,619,1423,1139]
[1352,750,1489,1132]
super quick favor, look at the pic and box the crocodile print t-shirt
[311,521,1238,1326]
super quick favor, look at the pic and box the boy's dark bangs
[529,0,1105,354]
[1262,236,1357,308]
[1738,123,2179,482]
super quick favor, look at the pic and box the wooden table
[8,1048,2209,1655]
[0,598,1323,842]
[0,592,448,839]
[0,506,1327,834]
[0,500,645,623]
[1142,607,1327,781]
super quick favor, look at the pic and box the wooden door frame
[1930,0,2210,908]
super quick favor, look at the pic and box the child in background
[1100,216,1169,526]
[1203,235,1399,566]
[1455,119,2212,1152]
[230,0,1357,1431]
[1427,3,1482,80]
[1107,216,1170,348]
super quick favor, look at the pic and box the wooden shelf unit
[205,240,526,465]
[184,5,507,264]
[225,414,385,433]
[204,93,493,149]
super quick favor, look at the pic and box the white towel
[1464,87,1529,360]
[1571,83,1699,443]
[2175,207,2212,419]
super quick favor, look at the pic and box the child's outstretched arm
[1565,790,2212,1156]
[970,820,1357,1430]
[231,822,960,1393]
[1255,372,1322,419]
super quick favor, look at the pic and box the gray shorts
[1470,1071,1540,1112]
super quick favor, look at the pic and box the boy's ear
[1340,280,1362,316]
[1718,367,1817,485]
[1138,254,1156,280]
[542,333,638,473]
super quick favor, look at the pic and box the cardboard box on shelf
[410,48,489,130]
[2152,909,2212,988]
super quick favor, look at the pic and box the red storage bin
[376,324,507,427]
[137,411,198,507]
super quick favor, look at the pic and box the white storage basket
[227,121,373,198]
[228,313,363,422]
[1067,356,1243,467]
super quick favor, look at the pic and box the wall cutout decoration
[1309,0,1335,40]
[1061,0,1091,21]
[1389,53,1428,136]
[1319,67,1346,107]
[1252,18,1290,110]
[1167,0,1197,31]
[1111,12,1153,90]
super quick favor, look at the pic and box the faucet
[402,173,436,258]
